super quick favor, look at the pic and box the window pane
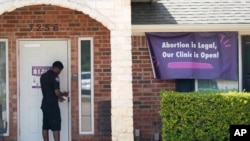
[198,79,238,92]
[80,40,92,132]
[0,41,7,122]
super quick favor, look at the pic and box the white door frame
[17,38,71,141]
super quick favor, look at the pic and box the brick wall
[132,36,175,140]
[0,5,111,141]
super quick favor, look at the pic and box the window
[78,38,94,134]
[0,39,8,135]
[197,79,238,92]
[176,79,239,92]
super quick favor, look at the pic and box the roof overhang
[132,24,250,36]
[131,0,159,2]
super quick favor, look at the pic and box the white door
[19,40,69,141]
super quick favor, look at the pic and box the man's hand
[58,96,66,102]
[62,91,69,97]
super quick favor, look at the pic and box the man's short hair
[52,61,64,70]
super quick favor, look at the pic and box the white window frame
[0,39,9,136]
[78,37,94,134]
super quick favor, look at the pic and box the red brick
[132,36,175,139]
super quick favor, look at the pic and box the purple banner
[146,32,238,80]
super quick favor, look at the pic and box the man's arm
[55,89,68,97]
[53,75,68,99]
[55,89,69,102]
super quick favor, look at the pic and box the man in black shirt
[40,61,68,141]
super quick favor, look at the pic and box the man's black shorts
[41,105,61,131]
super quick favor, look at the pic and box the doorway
[18,39,69,141]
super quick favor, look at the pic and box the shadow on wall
[131,2,177,24]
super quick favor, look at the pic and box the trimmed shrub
[159,90,250,141]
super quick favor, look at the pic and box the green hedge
[159,90,250,141]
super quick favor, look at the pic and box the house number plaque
[29,24,58,31]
